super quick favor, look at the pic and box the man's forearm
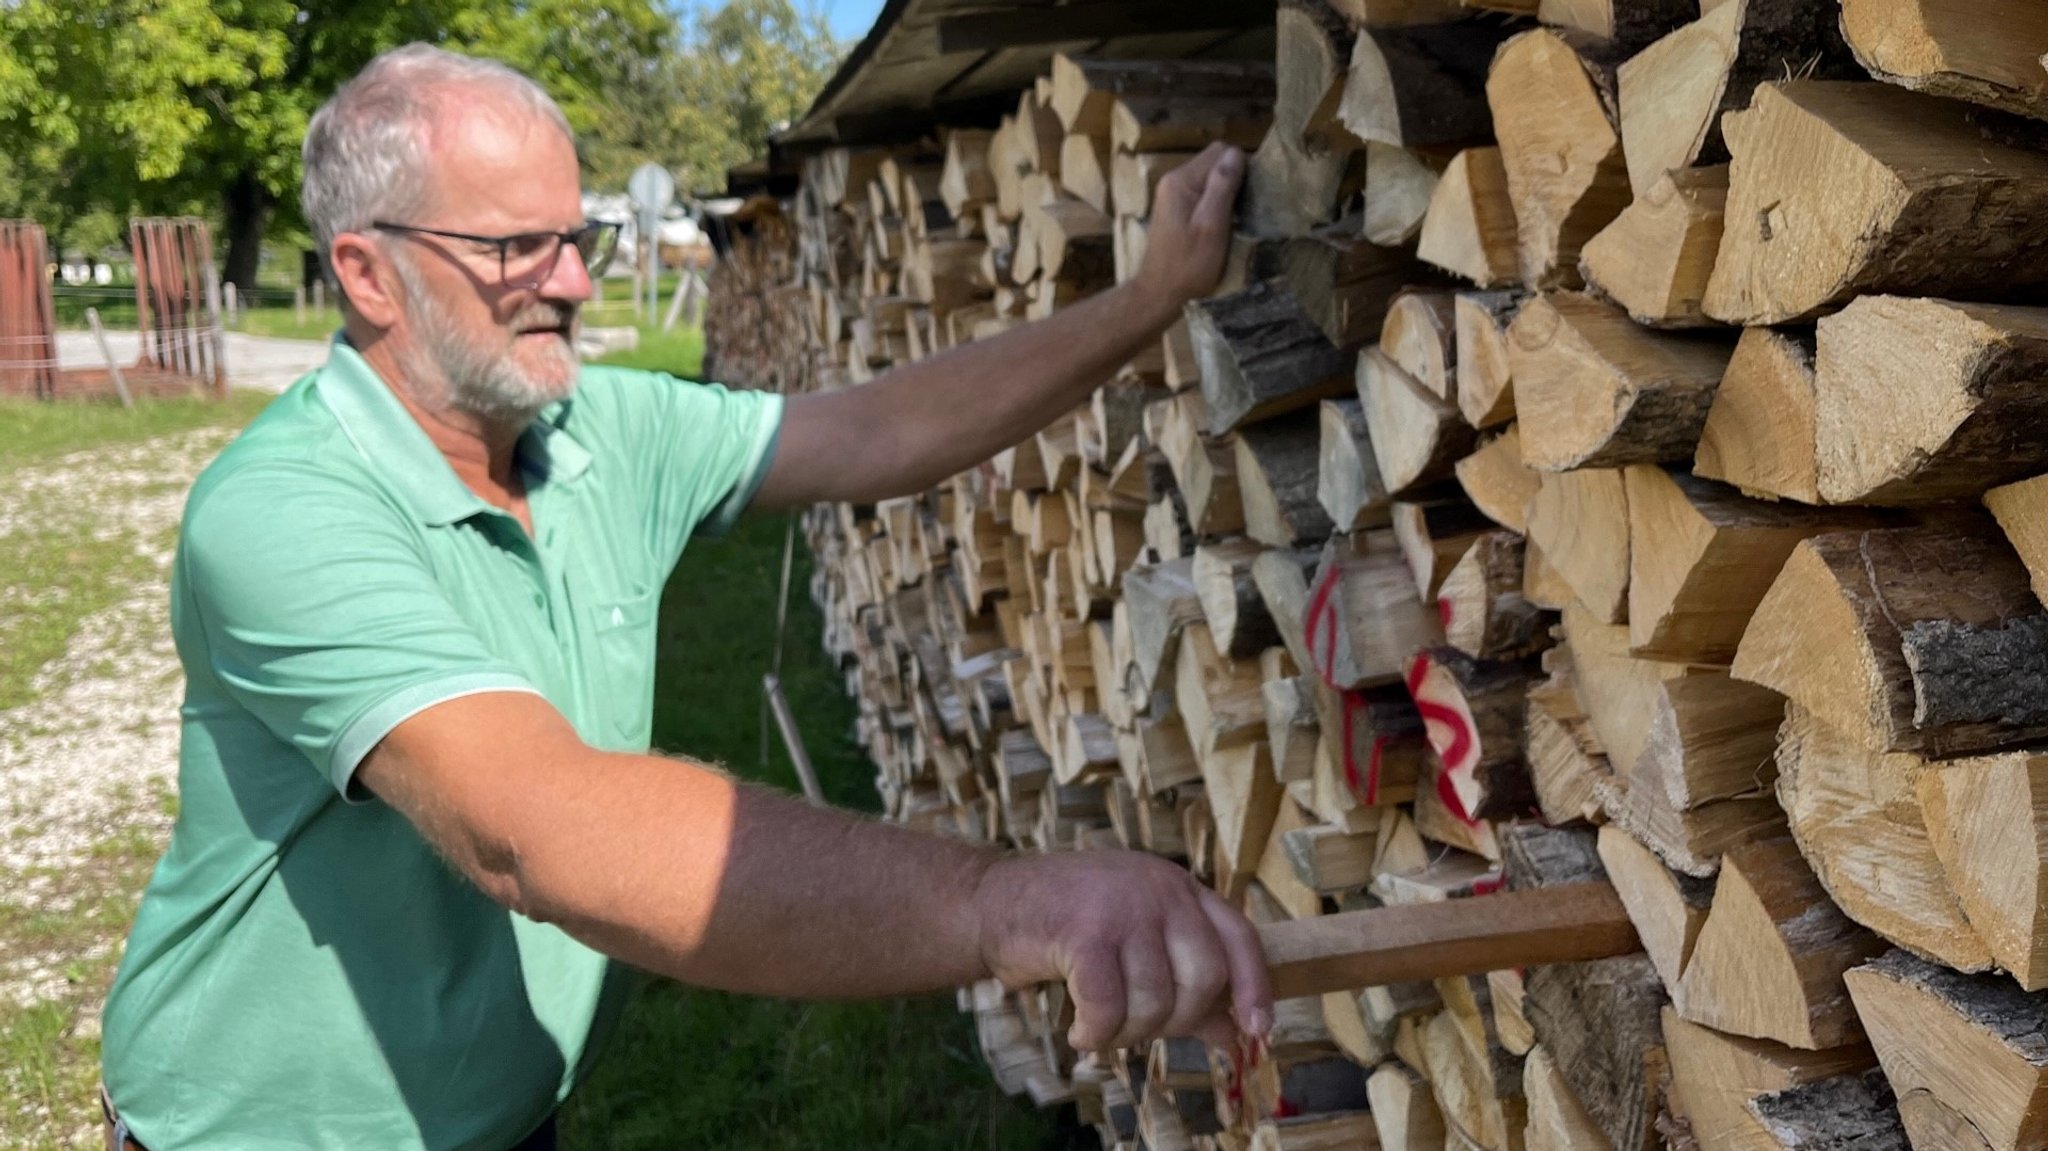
[803,280,1183,502]
[517,750,1004,997]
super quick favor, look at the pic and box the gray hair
[301,44,574,286]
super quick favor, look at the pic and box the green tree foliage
[0,0,712,284]
[583,0,840,194]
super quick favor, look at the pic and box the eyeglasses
[371,219,624,289]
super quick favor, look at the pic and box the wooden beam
[1259,882,1642,999]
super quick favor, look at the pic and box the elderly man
[99,43,1267,1151]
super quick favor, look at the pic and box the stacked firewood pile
[700,197,810,394]
[710,1,2048,1148]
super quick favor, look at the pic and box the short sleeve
[177,463,542,797]
[594,371,784,558]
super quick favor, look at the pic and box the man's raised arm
[357,690,1274,1051]
[751,143,1247,510]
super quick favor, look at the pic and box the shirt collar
[314,334,592,527]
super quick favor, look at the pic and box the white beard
[392,256,581,426]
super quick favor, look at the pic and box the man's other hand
[1132,143,1247,313]
[974,849,1273,1051]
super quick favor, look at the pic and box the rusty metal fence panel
[1,220,59,399]
[131,216,227,398]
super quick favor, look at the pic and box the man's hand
[1132,143,1249,317]
[975,849,1273,1051]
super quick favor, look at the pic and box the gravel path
[0,428,236,1009]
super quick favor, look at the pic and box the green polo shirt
[101,338,783,1150]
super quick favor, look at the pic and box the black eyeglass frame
[370,219,624,289]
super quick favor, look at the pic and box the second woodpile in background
[705,1,2048,1149]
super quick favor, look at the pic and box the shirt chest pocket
[586,586,660,749]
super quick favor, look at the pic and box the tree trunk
[222,168,273,290]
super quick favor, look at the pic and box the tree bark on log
[1703,81,2048,326]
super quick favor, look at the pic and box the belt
[99,1088,559,1150]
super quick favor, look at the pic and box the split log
[1050,56,1277,138]
[941,129,997,217]
[1492,968,1537,1057]
[1194,539,1281,661]
[1058,133,1112,213]
[1260,226,1422,351]
[1242,123,1367,240]
[1110,150,1195,218]
[1528,661,1614,826]
[1112,94,1276,154]
[1844,950,2048,1151]
[1730,524,2048,759]
[1408,646,1538,822]
[1250,1111,1380,1151]
[1813,296,2048,505]
[1488,31,1632,288]
[1660,1010,1877,1151]
[1254,545,1330,677]
[1505,825,1668,1151]
[1525,1045,1616,1151]
[1381,290,1459,402]
[1316,398,1392,533]
[1276,0,1359,148]
[1439,532,1552,661]
[1918,750,2048,990]
[1841,0,2048,122]
[1703,81,2048,326]
[1359,348,1477,495]
[1775,703,1994,974]
[1455,290,1524,430]
[1362,142,1443,247]
[1304,545,1446,690]
[1370,1063,1451,1151]
[1509,293,1734,473]
[1987,475,2048,608]
[1457,427,1544,535]
[1616,2,1853,198]
[1745,1069,1907,1151]
[1124,556,1205,697]
[1316,683,1432,815]
[1692,327,1820,505]
[1338,23,1506,149]
[1265,666,1320,784]
[1538,0,1695,55]
[1597,824,1712,999]
[1623,466,1894,665]
[1393,494,1493,601]
[1188,281,1355,437]
[1238,414,1339,548]
[1282,822,1378,894]
[1422,987,1529,1151]
[1597,772,1787,881]
[1418,146,1522,289]
[1579,167,1728,329]
[1675,838,1884,1050]
[1526,468,1631,625]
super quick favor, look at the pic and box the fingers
[1200,886,1274,1040]
[1191,146,1247,234]
[1108,935,1177,1049]
[1160,911,1232,1039]
[1065,942,1128,1051]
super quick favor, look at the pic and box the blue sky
[821,0,887,41]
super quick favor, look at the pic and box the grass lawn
[0,391,274,475]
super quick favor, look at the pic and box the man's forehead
[413,92,582,228]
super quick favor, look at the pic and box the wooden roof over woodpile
[775,0,1279,153]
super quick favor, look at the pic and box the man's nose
[543,240,595,302]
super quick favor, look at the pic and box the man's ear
[330,233,403,329]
